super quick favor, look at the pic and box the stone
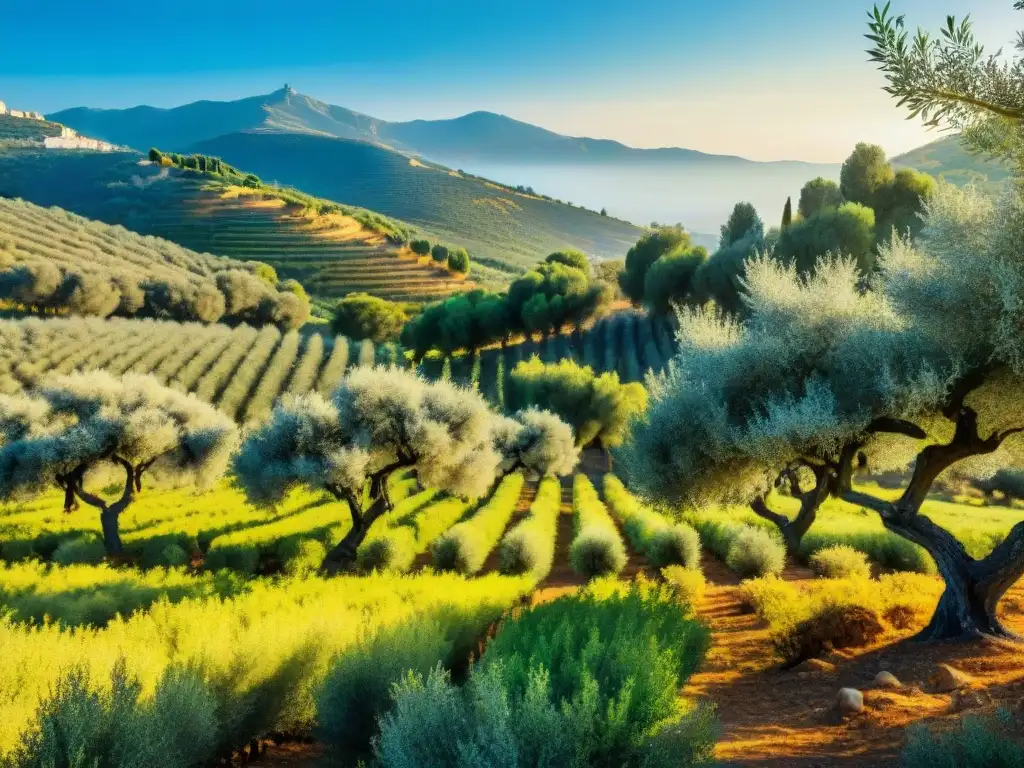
[794,658,836,673]
[837,687,864,715]
[951,689,988,711]
[873,671,902,689]
[932,664,973,693]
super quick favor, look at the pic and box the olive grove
[234,367,579,573]
[0,372,239,555]
[622,178,1024,640]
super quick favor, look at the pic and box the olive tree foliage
[623,180,1024,641]
[234,367,578,572]
[0,372,238,555]
[510,357,648,455]
[867,1,1024,170]
[331,293,408,343]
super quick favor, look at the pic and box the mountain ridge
[48,87,831,169]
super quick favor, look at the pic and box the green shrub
[430,244,449,264]
[317,620,451,766]
[603,474,700,568]
[409,239,431,256]
[11,662,219,768]
[662,565,707,609]
[497,477,561,579]
[51,536,105,566]
[738,576,809,629]
[447,248,470,275]
[377,584,715,768]
[725,526,785,578]
[648,524,702,570]
[902,710,1024,768]
[136,534,196,569]
[431,474,524,575]
[569,475,627,579]
[281,538,326,576]
[800,529,933,574]
[0,538,35,563]
[203,543,261,574]
[809,545,871,579]
[774,604,886,667]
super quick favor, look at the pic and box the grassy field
[0,310,673,423]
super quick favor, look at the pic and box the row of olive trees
[401,251,611,359]
[0,198,309,328]
[0,367,579,570]
[622,0,1024,642]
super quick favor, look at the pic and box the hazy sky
[2,0,1019,162]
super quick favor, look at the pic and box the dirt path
[687,558,1024,767]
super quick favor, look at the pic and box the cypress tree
[781,197,793,230]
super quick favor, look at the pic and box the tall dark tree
[781,197,793,230]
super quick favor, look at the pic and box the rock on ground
[837,687,864,715]
[931,663,973,693]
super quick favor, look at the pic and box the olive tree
[234,367,578,572]
[510,357,647,465]
[868,1,1024,170]
[623,180,1024,641]
[0,372,238,556]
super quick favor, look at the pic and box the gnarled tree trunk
[750,466,831,555]
[842,406,1024,642]
[320,496,389,575]
[885,513,1024,640]
[57,455,140,557]
[320,463,405,575]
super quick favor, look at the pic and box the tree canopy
[447,247,471,275]
[0,372,238,555]
[840,142,895,207]
[331,293,409,343]
[643,246,709,315]
[720,202,764,248]
[774,202,877,274]
[618,227,691,305]
[623,179,1024,640]
[235,367,578,571]
[510,357,647,452]
[798,177,844,219]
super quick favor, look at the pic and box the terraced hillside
[0,310,673,426]
[191,131,646,272]
[0,148,473,302]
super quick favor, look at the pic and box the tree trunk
[887,514,1024,641]
[750,472,828,556]
[321,496,389,574]
[100,507,123,556]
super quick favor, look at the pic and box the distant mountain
[49,86,829,171]
[49,86,839,234]
[892,135,1011,190]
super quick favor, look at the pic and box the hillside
[190,131,647,270]
[0,148,472,303]
[0,196,308,326]
[892,134,1011,190]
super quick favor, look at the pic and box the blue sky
[2,0,1019,161]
